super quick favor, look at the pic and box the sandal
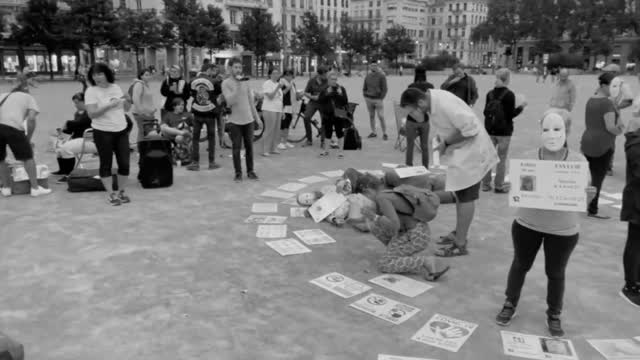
[425,266,451,281]
[436,243,469,257]
[437,230,457,245]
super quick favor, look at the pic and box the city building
[280,0,315,73]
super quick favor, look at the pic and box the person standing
[222,58,260,182]
[549,68,576,112]
[440,63,478,106]
[0,72,51,197]
[186,64,222,171]
[260,68,284,157]
[278,69,299,150]
[131,68,157,143]
[603,63,634,176]
[408,66,434,92]
[160,65,189,113]
[302,66,328,146]
[495,111,596,337]
[84,63,132,206]
[404,67,432,168]
[318,72,349,158]
[400,88,499,257]
[482,68,526,193]
[363,63,388,140]
[580,72,624,219]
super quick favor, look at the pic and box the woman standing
[160,65,189,113]
[580,72,625,219]
[277,69,298,150]
[84,63,132,206]
[131,68,157,142]
[260,68,283,157]
[495,111,596,337]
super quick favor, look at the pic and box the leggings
[624,221,640,287]
[281,113,293,130]
[93,128,130,178]
[585,148,614,215]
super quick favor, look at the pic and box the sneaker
[495,302,517,326]
[382,134,388,141]
[286,142,295,148]
[303,140,313,147]
[482,183,492,192]
[277,143,287,150]
[261,152,270,157]
[186,163,200,171]
[270,151,280,155]
[118,190,131,204]
[367,132,377,138]
[30,186,52,197]
[107,192,122,206]
[546,314,565,337]
[494,188,509,194]
[247,171,259,180]
[208,163,221,170]
[1,187,12,197]
[234,173,242,182]
[619,285,640,308]
[57,176,69,183]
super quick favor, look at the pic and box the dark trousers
[405,120,429,168]
[303,101,321,142]
[585,148,614,214]
[505,221,579,316]
[191,114,217,164]
[229,122,254,175]
[93,128,130,178]
[624,221,640,287]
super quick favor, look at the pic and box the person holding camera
[318,72,348,158]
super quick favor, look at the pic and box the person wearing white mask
[495,110,597,337]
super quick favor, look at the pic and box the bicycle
[286,101,358,144]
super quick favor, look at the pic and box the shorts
[323,116,345,139]
[455,182,481,203]
[0,123,33,161]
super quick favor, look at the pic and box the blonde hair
[496,68,510,84]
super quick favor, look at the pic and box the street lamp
[415,40,420,60]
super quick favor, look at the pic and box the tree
[202,5,231,62]
[471,0,522,67]
[119,9,166,73]
[63,0,124,64]
[238,8,281,75]
[339,15,379,73]
[293,12,333,68]
[11,0,65,79]
[380,25,414,71]
[629,39,640,64]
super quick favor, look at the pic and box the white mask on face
[541,113,566,152]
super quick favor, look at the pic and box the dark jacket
[363,71,388,99]
[318,84,348,116]
[622,129,640,224]
[483,86,523,136]
[440,73,478,105]
[408,82,434,92]
[304,75,328,103]
[63,111,92,139]
[187,74,222,117]
[160,77,189,111]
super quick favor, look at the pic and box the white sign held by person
[509,159,589,212]
[411,314,478,352]
[501,331,579,360]
[309,272,371,298]
[349,293,420,325]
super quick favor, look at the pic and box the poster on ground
[265,238,311,256]
[395,166,429,178]
[349,293,420,325]
[587,338,640,360]
[251,203,278,213]
[369,274,433,298]
[411,314,478,352]
[290,207,308,217]
[320,170,344,178]
[501,331,578,360]
[244,215,288,224]
[508,159,589,212]
[278,182,307,192]
[378,355,438,360]
[256,224,287,239]
[308,192,347,223]
[294,229,336,245]
[260,190,295,199]
[309,272,371,298]
[299,175,327,184]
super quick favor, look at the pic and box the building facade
[280,0,315,73]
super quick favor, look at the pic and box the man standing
[482,68,526,193]
[440,63,478,106]
[186,63,222,171]
[363,63,388,140]
[302,66,328,147]
[604,63,634,176]
[549,68,576,112]
[0,72,51,197]
[222,58,260,182]
[400,88,498,257]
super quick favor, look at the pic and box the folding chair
[392,101,422,153]
[74,128,99,169]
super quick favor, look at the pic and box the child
[161,98,193,145]
[52,92,94,181]
[495,110,596,337]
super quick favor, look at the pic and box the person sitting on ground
[349,174,450,281]
[161,98,193,145]
[318,72,348,158]
[52,92,95,182]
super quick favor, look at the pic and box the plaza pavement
[0,72,638,360]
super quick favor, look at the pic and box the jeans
[405,120,429,168]
[505,221,579,316]
[624,221,640,287]
[365,97,386,134]
[260,111,281,154]
[191,114,216,164]
[93,128,130,178]
[229,122,254,175]
[303,101,321,142]
[482,135,511,189]
[585,148,614,215]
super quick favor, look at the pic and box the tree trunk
[89,43,96,64]
[56,50,63,75]
[209,49,214,61]
[47,50,55,80]
[135,48,140,74]
[17,45,26,71]
[182,42,189,81]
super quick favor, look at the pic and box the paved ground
[1,72,639,360]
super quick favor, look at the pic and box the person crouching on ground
[495,111,596,337]
[52,92,95,182]
[318,72,348,158]
[350,174,450,281]
[161,98,193,145]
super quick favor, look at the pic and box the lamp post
[415,40,419,62]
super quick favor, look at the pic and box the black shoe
[367,132,377,138]
[382,134,388,141]
[588,212,610,220]
[495,301,517,326]
[247,171,259,180]
[234,173,242,182]
[546,314,565,337]
[208,163,221,170]
[303,140,312,147]
[620,285,640,308]
[494,188,509,194]
[56,175,69,183]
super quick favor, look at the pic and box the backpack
[483,90,508,131]
[343,126,362,150]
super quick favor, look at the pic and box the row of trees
[8,0,418,80]
[471,0,639,67]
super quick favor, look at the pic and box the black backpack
[138,135,173,188]
[483,90,508,131]
[343,126,362,150]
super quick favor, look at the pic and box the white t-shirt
[261,79,283,113]
[84,84,127,132]
[0,92,39,131]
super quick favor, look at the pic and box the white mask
[541,113,566,152]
